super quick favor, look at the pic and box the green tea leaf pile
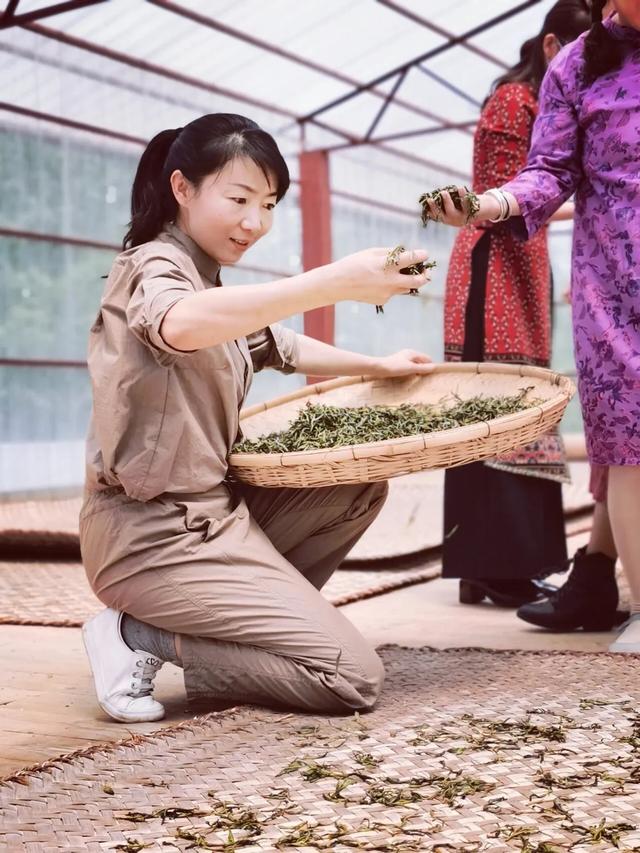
[234,389,536,454]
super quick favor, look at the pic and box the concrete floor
[0,521,619,780]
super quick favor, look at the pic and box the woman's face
[613,0,640,28]
[172,156,277,264]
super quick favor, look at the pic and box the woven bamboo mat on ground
[0,496,81,559]
[0,558,441,627]
[2,646,640,851]
[0,513,604,628]
[0,463,594,564]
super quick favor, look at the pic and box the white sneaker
[82,608,165,722]
[609,613,640,653]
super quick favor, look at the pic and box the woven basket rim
[229,363,575,470]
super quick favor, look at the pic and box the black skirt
[442,231,567,581]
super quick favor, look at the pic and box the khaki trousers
[80,480,388,713]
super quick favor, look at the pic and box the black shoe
[517,546,623,631]
[459,578,553,608]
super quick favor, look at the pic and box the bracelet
[486,188,511,223]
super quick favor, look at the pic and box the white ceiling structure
[1,0,563,195]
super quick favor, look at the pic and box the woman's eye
[231,197,247,205]
[264,203,275,211]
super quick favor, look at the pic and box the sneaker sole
[82,624,165,723]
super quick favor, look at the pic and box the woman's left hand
[374,349,433,377]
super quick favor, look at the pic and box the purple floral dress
[502,17,640,466]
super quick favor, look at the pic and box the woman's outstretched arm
[293,334,433,378]
[158,248,430,352]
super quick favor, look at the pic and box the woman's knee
[365,480,389,509]
[341,644,385,711]
[344,480,389,525]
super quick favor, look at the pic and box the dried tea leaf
[234,390,537,454]
[418,185,481,227]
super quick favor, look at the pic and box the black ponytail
[488,0,590,99]
[123,128,182,249]
[123,114,289,250]
[583,0,625,82]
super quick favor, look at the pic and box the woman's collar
[603,12,640,42]
[163,222,221,285]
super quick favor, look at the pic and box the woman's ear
[170,169,193,207]
[542,32,561,63]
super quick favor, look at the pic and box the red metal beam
[0,0,107,29]
[303,0,544,122]
[330,189,416,220]
[145,0,474,138]
[364,69,408,141]
[300,150,334,360]
[0,103,430,219]
[22,21,468,180]
[24,21,298,121]
[2,0,21,21]
[376,0,509,70]
[0,100,145,146]
[322,119,477,153]
[0,227,295,279]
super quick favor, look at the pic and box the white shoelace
[130,656,162,697]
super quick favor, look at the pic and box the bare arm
[549,200,574,222]
[160,248,430,351]
[425,191,573,225]
[294,334,433,378]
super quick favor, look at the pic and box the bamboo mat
[0,463,594,564]
[0,496,81,559]
[0,558,441,628]
[2,646,640,851]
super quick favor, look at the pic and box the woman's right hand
[330,247,432,309]
[422,187,502,227]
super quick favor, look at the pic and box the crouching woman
[80,113,433,722]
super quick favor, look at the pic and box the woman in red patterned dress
[442,0,591,607]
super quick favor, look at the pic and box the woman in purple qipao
[427,0,640,651]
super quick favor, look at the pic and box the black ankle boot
[459,578,552,608]
[517,546,623,631]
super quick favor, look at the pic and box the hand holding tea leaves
[419,185,481,227]
[376,245,437,314]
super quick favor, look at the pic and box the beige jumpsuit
[80,224,388,713]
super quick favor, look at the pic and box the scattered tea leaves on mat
[491,827,565,853]
[322,776,357,802]
[275,821,318,848]
[419,185,481,227]
[234,389,536,454]
[120,811,153,823]
[114,840,150,853]
[580,697,633,711]
[174,827,216,849]
[354,751,383,768]
[426,772,494,806]
[364,783,423,806]
[277,758,306,776]
[156,806,206,824]
[264,787,290,800]
[569,818,636,846]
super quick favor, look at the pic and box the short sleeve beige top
[85,223,300,501]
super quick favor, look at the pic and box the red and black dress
[442,81,569,581]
